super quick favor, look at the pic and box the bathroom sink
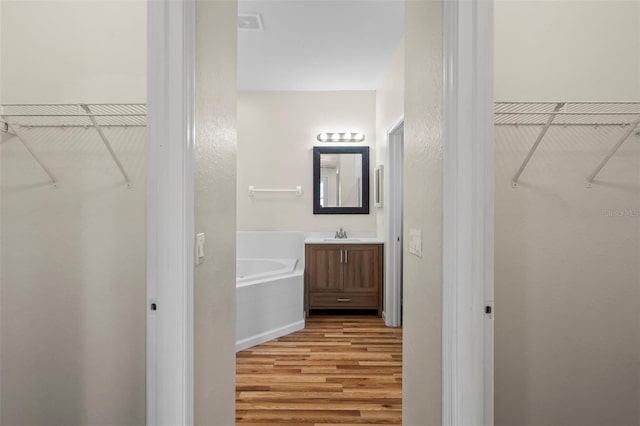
[306,236,383,244]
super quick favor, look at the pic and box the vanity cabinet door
[306,245,343,292]
[343,244,381,293]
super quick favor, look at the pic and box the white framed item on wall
[374,165,383,208]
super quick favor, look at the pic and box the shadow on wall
[1,127,146,425]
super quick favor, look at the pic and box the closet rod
[495,123,634,127]
[586,115,640,185]
[14,124,146,129]
[0,113,146,117]
[497,101,638,105]
[496,111,640,116]
[1,103,145,106]
[81,104,132,187]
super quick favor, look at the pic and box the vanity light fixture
[317,132,366,143]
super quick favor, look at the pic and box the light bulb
[343,132,352,141]
[331,133,341,141]
[319,133,329,141]
[354,132,364,141]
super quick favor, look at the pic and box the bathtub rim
[236,257,302,288]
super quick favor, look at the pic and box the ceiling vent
[238,13,264,31]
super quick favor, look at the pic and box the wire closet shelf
[1,103,147,188]
[495,102,640,188]
[2,102,638,189]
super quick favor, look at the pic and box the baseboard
[236,320,305,352]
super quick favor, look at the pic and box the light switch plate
[409,229,422,257]
[195,233,205,265]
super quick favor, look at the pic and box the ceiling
[238,0,404,91]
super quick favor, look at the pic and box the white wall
[237,91,377,232]
[1,129,146,425]
[495,0,640,102]
[494,1,640,425]
[494,126,640,426]
[1,2,146,425]
[194,1,237,424]
[1,0,146,103]
[403,1,443,424]
[375,41,404,239]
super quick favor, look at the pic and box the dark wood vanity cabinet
[305,244,383,316]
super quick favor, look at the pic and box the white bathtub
[236,232,306,352]
[236,258,298,285]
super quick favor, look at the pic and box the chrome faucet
[335,227,348,239]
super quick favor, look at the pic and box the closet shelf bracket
[80,104,132,188]
[586,115,640,188]
[1,119,58,188]
[511,102,565,187]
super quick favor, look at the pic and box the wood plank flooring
[236,316,402,425]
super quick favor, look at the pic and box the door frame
[384,116,404,328]
[442,1,494,424]
[147,0,494,425]
[146,0,195,424]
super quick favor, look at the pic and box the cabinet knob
[337,298,351,302]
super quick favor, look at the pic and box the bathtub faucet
[335,228,348,239]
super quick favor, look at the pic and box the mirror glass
[313,147,369,214]
[319,153,363,208]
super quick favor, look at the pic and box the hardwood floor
[236,315,402,425]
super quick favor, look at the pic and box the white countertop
[304,236,384,244]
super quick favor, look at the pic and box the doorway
[148,0,495,424]
[385,119,404,328]
[1,2,148,425]
[235,1,404,422]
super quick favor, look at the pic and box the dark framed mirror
[313,146,370,214]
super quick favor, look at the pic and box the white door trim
[147,0,196,425]
[384,116,404,328]
[147,0,494,423]
[442,1,494,425]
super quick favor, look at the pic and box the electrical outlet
[409,229,422,257]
